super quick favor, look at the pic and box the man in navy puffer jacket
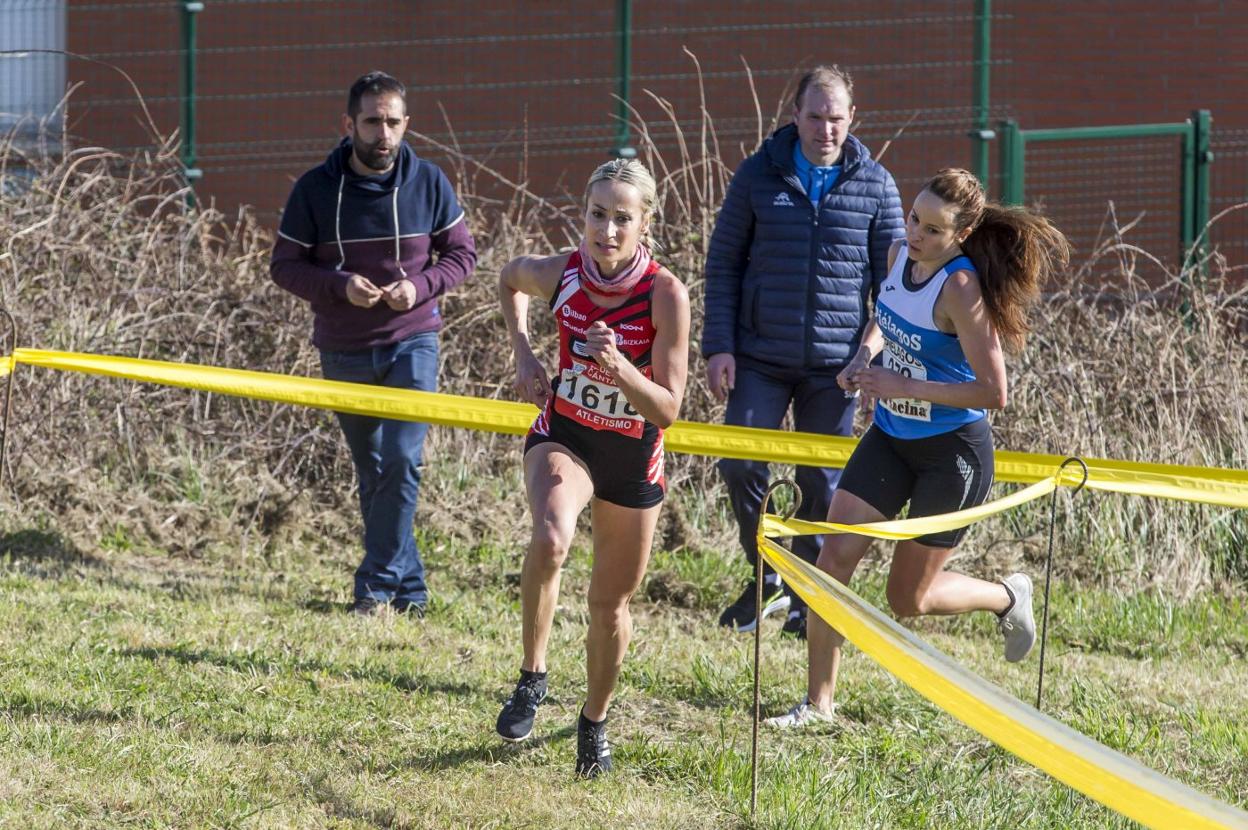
[704,65,903,637]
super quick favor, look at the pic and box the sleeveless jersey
[543,250,661,441]
[873,244,985,439]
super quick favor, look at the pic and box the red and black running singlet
[545,250,661,440]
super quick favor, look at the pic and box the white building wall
[0,0,68,140]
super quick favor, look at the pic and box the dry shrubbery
[1,97,1246,595]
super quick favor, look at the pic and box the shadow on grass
[121,645,476,697]
[302,597,340,614]
[403,725,575,772]
[3,691,134,725]
[0,527,104,575]
[305,769,422,830]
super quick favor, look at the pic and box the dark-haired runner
[767,168,1071,728]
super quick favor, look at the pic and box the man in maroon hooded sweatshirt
[270,71,477,616]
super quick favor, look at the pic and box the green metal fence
[997,112,1212,272]
[1209,127,1248,265]
[4,0,1014,224]
[4,1,1248,277]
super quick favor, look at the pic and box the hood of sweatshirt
[321,138,420,275]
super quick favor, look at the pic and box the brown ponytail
[922,168,1071,353]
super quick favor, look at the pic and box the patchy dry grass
[0,519,1245,829]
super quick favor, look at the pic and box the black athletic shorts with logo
[837,418,994,548]
[524,411,666,510]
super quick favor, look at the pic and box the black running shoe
[780,608,807,640]
[349,596,386,617]
[391,597,426,617]
[717,579,790,632]
[575,711,612,779]
[496,673,547,742]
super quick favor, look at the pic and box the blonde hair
[922,168,1071,353]
[584,158,658,246]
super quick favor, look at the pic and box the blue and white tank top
[873,244,986,439]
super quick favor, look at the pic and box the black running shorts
[837,418,994,548]
[524,412,665,509]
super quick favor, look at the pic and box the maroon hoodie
[270,140,477,351]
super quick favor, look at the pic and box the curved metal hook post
[751,478,801,820]
[0,309,18,492]
[1057,455,1090,494]
[1036,456,1089,710]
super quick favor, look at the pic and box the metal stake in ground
[0,308,18,491]
[751,478,801,820]
[1036,456,1089,710]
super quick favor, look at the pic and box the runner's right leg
[498,442,595,742]
[520,442,595,673]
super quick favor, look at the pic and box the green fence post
[998,119,1023,205]
[612,0,636,158]
[1192,109,1213,266]
[180,1,203,185]
[971,0,992,185]
[997,119,1010,202]
[1011,123,1025,205]
[1179,116,1196,265]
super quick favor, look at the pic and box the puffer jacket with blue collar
[702,124,904,369]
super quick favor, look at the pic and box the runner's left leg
[582,497,662,721]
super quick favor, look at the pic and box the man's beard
[355,142,398,171]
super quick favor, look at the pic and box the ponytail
[922,169,1071,353]
[962,205,1070,352]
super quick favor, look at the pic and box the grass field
[2,495,1246,830]
[3,99,1248,829]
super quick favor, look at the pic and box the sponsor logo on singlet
[547,252,659,439]
[877,306,923,352]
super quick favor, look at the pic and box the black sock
[579,707,606,729]
[519,668,547,690]
[998,582,1016,618]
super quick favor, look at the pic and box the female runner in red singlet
[495,159,691,778]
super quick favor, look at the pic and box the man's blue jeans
[718,357,857,613]
[320,332,439,605]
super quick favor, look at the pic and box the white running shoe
[999,573,1037,663]
[763,698,836,729]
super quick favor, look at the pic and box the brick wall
[60,0,1248,268]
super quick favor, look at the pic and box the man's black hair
[347,71,406,118]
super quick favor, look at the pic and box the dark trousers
[320,331,439,604]
[718,358,857,612]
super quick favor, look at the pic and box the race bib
[554,360,645,438]
[880,340,932,422]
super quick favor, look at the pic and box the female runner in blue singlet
[768,168,1071,728]
[495,159,691,775]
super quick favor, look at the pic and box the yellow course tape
[4,347,1247,824]
[762,475,1061,541]
[757,537,1248,830]
[3,348,1247,509]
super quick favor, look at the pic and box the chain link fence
[3,1,1247,274]
[1209,127,1248,267]
[7,1,1010,221]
